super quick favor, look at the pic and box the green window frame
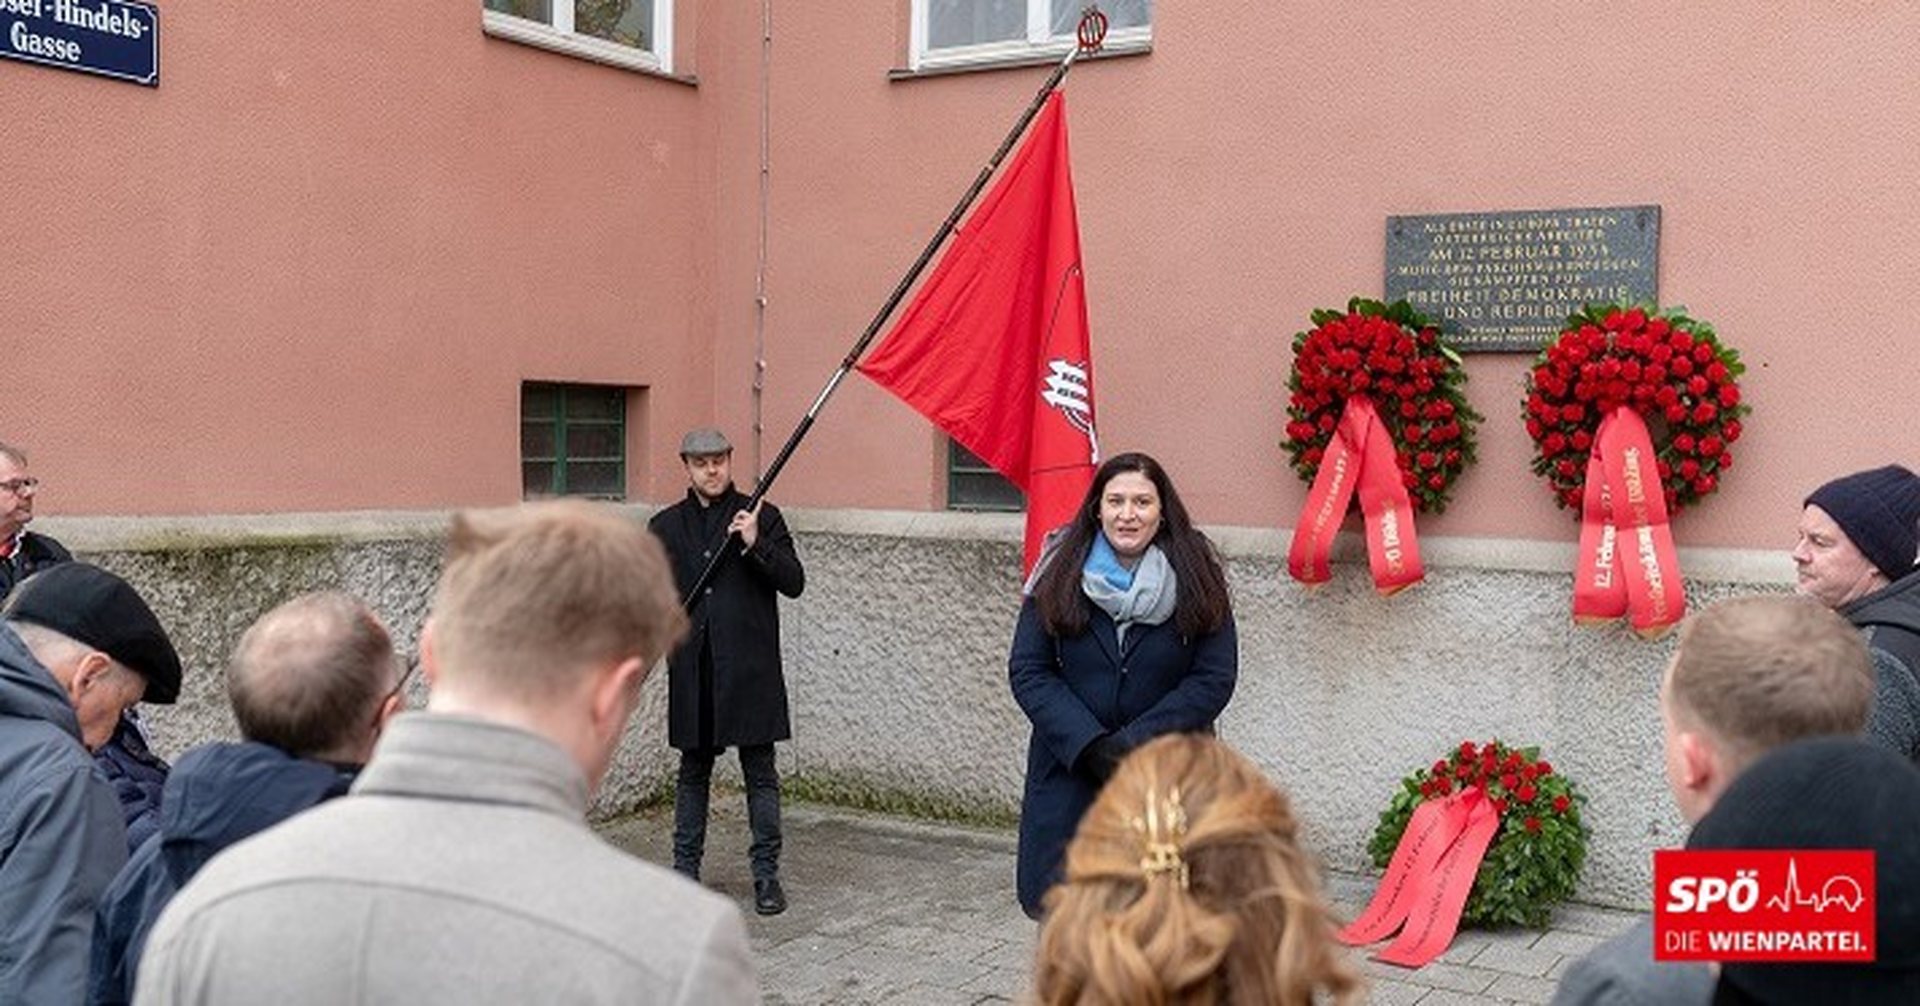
[521,382,628,500]
[946,440,1023,512]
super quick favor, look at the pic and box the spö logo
[1655,850,1875,962]
[1665,870,1763,914]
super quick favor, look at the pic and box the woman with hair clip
[1033,733,1362,1006]
[1010,451,1238,918]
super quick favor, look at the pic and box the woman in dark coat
[1009,451,1237,917]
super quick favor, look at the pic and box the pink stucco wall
[740,3,1918,549]
[4,3,1915,549]
[3,0,712,511]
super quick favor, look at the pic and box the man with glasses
[0,442,70,598]
[89,592,405,1005]
[1,563,181,1004]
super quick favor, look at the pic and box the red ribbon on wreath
[1283,299,1480,594]
[1527,305,1748,638]
[1347,740,1587,966]
[1338,788,1500,968]
[1573,407,1686,633]
[1287,396,1424,593]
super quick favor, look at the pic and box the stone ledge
[782,509,1792,585]
[36,506,1792,585]
[36,507,647,553]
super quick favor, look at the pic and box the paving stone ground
[598,801,1643,1005]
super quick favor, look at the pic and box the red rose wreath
[1339,740,1588,968]
[1523,304,1749,636]
[1284,298,1481,593]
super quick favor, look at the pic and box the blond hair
[430,501,686,700]
[1033,734,1361,1006]
[1667,594,1873,770]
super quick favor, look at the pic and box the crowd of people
[2,433,1917,1003]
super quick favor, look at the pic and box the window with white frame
[910,0,1151,72]
[483,0,674,76]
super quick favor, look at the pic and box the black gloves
[1078,733,1128,784]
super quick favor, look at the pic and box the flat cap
[2,563,183,704]
[679,428,733,457]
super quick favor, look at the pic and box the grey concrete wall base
[38,508,1796,911]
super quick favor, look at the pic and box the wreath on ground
[1524,304,1749,514]
[1368,739,1588,928]
[1283,298,1482,513]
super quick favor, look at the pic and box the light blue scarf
[1082,535,1177,646]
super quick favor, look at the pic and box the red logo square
[1654,849,1875,962]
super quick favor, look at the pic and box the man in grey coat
[1551,596,1876,1006]
[137,501,758,1005]
[0,563,182,1004]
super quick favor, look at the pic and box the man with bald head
[89,591,404,1004]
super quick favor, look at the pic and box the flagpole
[677,7,1110,611]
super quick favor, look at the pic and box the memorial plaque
[1385,205,1659,353]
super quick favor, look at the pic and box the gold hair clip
[1128,782,1190,890]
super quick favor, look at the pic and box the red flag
[859,91,1099,573]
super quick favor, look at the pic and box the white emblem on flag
[1041,358,1099,461]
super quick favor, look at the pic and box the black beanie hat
[1805,465,1920,581]
[2,563,183,704]
[1688,737,1920,1005]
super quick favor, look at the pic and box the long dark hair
[1031,452,1232,638]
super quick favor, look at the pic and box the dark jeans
[673,743,782,882]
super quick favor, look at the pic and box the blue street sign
[1,0,158,87]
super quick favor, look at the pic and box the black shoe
[754,877,787,916]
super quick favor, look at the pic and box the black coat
[0,530,72,600]
[1846,570,1920,763]
[1845,568,1920,679]
[648,487,804,751]
[1008,595,1237,915]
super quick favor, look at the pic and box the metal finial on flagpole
[1077,6,1109,54]
[676,6,1108,611]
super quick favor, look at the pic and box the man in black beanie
[1686,736,1920,1004]
[1797,464,1920,759]
[0,563,182,1003]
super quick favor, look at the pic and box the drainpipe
[751,0,773,481]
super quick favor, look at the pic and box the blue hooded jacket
[88,741,353,1005]
[94,710,172,853]
[0,621,128,1004]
